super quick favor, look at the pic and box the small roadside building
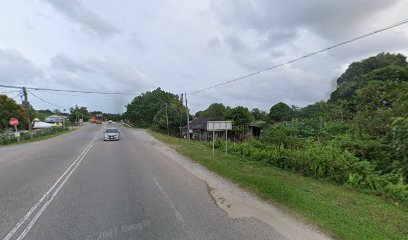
[246,120,266,138]
[181,116,225,140]
[44,115,66,124]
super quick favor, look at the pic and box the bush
[215,137,408,204]
[0,127,66,145]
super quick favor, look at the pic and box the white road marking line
[151,174,193,240]
[151,175,186,224]
[3,135,97,240]
[16,140,95,240]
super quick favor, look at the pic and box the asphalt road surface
[0,123,315,240]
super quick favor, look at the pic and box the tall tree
[225,106,252,136]
[125,88,181,127]
[69,105,89,122]
[153,99,187,136]
[268,102,293,122]
[198,103,226,117]
[0,95,29,130]
[251,108,267,121]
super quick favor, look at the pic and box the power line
[0,84,141,95]
[190,18,408,95]
[0,90,21,94]
[40,90,126,101]
[27,90,66,109]
[12,91,22,101]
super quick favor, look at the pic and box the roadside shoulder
[133,129,331,240]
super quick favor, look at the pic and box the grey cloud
[209,0,402,70]
[211,0,399,41]
[42,0,120,39]
[88,58,152,92]
[208,37,221,49]
[129,34,145,51]
[0,49,43,85]
[49,54,152,93]
[51,54,93,72]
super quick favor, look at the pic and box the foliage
[210,53,408,203]
[391,117,408,181]
[129,52,408,203]
[125,88,182,128]
[251,108,268,121]
[152,100,187,136]
[103,113,122,121]
[151,130,408,240]
[0,95,30,131]
[225,106,253,136]
[268,102,293,122]
[335,52,407,86]
[36,109,54,121]
[198,103,226,117]
[69,105,89,122]
[0,126,68,145]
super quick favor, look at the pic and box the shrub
[214,137,408,204]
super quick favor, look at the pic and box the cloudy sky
[1,0,407,114]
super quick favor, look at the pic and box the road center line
[3,135,97,240]
[151,174,193,240]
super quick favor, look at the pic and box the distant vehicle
[96,120,102,124]
[104,128,120,141]
[108,120,113,123]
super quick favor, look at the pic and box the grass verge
[148,130,408,240]
[0,128,75,147]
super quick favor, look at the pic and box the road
[0,123,325,240]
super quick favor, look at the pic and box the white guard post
[207,121,232,160]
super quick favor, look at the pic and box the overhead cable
[190,19,408,94]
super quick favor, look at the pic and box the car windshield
[105,129,118,133]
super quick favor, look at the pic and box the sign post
[212,129,215,160]
[9,118,20,142]
[207,121,232,160]
[225,122,228,158]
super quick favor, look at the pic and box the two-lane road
[1,124,286,240]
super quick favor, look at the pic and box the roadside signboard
[207,121,232,131]
[9,118,19,127]
[207,121,232,160]
[9,118,20,142]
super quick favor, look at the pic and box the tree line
[0,98,122,131]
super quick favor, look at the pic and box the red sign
[9,118,19,127]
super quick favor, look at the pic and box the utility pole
[165,104,169,136]
[22,87,31,131]
[185,92,190,140]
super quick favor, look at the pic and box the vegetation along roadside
[148,130,408,240]
[0,127,74,146]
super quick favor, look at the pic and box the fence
[0,127,67,145]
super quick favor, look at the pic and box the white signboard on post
[207,121,232,131]
[207,121,232,160]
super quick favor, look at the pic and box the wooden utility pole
[185,92,190,140]
[165,104,169,135]
[22,87,31,131]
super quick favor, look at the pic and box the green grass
[148,130,408,240]
[0,128,75,147]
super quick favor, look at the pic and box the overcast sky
[1,0,407,114]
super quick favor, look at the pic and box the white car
[108,120,113,123]
[104,128,120,141]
